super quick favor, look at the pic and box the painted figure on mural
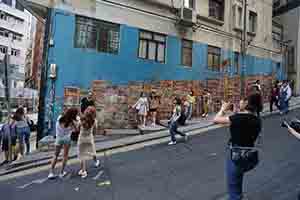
[149,93,160,127]
[202,89,212,118]
[132,92,149,127]
[186,90,196,120]
[81,91,95,114]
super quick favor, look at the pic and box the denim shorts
[55,135,71,146]
[16,127,30,140]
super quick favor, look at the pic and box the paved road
[1,110,300,200]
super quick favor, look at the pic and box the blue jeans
[280,99,289,114]
[16,127,31,154]
[187,104,193,120]
[169,121,186,142]
[226,150,258,200]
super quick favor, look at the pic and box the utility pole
[240,0,248,97]
[4,35,12,161]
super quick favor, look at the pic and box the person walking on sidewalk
[269,82,280,112]
[132,92,149,127]
[186,90,196,120]
[81,91,95,114]
[279,80,292,115]
[14,107,31,158]
[48,108,79,179]
[78,106,100,178]
[213,93,262,200]
[168,97,188,145]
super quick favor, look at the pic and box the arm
[286,86,292,100]
[287,124,300,140]
[213,102,231,124]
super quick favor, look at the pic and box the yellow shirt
[187,95,196,105]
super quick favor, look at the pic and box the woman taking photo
[213,93,262,200]
[48,108,79,179]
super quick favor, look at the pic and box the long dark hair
[81,106,96,130]
[14,107,25,121]
[245,92,263,114]
[59,108,78,128]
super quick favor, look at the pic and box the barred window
[207,46,221,71]
[138,30,166,63]
[75,16,120,54]
[182,40,193,67]
[209,0,224,21]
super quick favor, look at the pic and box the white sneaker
[94,160,100,168]
[168,141,177,145]
[81,171,88,179]
[59,171,68,178]
[78,170,83,176]
[184,135,188,141]
[48,172,55,179]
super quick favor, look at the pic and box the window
[237,7,243,27]
[15,1,24,12]
[273,0,280,9]
[288,47,295,66]
[75,16,120,54]
[0,12,7,20]
[138,30,166,63]
[0,28,9,38]
[0,45,7,54]
[182,40,193,67]
[184,0,194,9]
[209,0,224,21]
[249,11,257,33]
[11,49,20,57]
[234,52,240,74]
[13,33,22,41]
[207,46,221,71]
[1,0,12,6]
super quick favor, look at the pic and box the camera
[281,119,300,132]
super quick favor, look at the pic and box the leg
[187,105,193,120]
[169,122,177,142]
[24,132,30,154]
[269,99,273,112]
[152,111,157,125]
[61,144,70,173]
[226,153,244,200]
[50,145,62,173]
[17,132,25,157]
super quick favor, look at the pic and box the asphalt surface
[1,110,300,200]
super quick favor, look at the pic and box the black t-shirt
[229,113,261,147]
[81,97,95,113]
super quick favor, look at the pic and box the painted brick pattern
[63,75,276,129]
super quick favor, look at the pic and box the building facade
[24,0,285,132]
[274,2,300,95]
[0,0,32,89]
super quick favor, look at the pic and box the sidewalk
[1,96,300,176]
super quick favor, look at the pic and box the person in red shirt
[269,82,280,112]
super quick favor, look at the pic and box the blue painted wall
[43,9,284,133]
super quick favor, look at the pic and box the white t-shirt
[56,115,73,139]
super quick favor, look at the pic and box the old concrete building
[273,0,300,95]
[0,0,33,89]
[23,0,285,132]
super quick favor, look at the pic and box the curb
[1,103,300,176]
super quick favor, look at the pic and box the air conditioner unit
[179,7,196,27]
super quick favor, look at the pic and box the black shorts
[2,138,9,151]
[149,108,157,113]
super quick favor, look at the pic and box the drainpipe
[240,0,247,97]
[36,8,52,148]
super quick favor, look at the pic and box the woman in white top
[48,108,79,179]
[132,92,149,127]
[77,106,100,178]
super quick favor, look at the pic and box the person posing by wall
[269,81,280,113]
[81,91,95,114]
[149,93,160,127]
[131,92,149,127]
[213,93,262,200]
[186,90,196,120]
[78,106,100,179]
[48,108,79,179]
[202,89,212,118]
[279,80,292,115]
